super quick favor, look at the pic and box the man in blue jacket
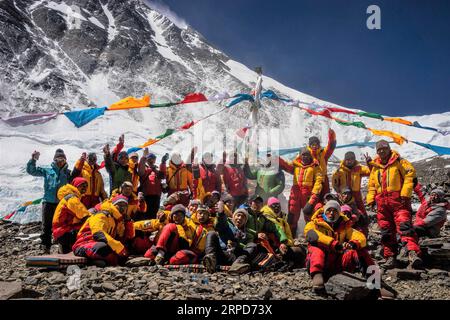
[26,149,72,253]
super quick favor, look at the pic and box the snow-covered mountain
[0,0,449,218]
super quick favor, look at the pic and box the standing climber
[367,140,422,269]
[308,128,336,199]
[71,152,107,209]
[138,148,167,219]
[332,151,370,214]
[26,149,72,253]
[279,148,323,235]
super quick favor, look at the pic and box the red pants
[288,185,312,234]
[80,195,101,210]
[131,235,153,254]
[353,191,367,215]
[72,240,119,266]
[144,223,198,264]
[376,193,420,257]
[307,245,371,276]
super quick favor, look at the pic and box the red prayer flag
[180,93,208,104]
[325,107,357,115]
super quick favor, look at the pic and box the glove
[31,151,40,161]
[118,247,128,257]
[347,241,359,250]
[161,153,169,163]
[331,240,343,253]
[302,203,314,218]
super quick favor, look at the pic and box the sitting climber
[262,197,306,268]
[72,195,134,266]
[339,188,369,236]
[221,193,236,218]
[110,181,147,220]
[190,204,215,232]
[202,202,256,273]
[414,185,449,238]
[144,204,208,265]
[304,200,370,293]
[132,209,170,254]
[52,177,92,253]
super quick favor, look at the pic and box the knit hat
[250,194,263,203]
[376,140,390,151]
[324,193,340,202]
[202,152,214,165]
[72,177,88,188]
[233,208,248,224]
[267,197,280,206]
[344,151,356,160]
[431,188,446,199]
[87,152,97,161]
[300,147,311,156]
[197,204,209,212]
[189,199,201,206]
[146,153,156,159]
[129,152,139,159]
[118,151,128,159]
[342,187,352,194]
[324,200,341,214]
[340,204,352,213]
[112,195,128,206]
[54,148,66,160]
[121,181,133,189]
[211,191,221,198]
[308,136,320,146]
[171,204,186,216]
[171,152,182,165]
[221,193,233,203]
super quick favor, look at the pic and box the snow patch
[88,17,105,30]
[144,0,188,29]
[46,1,88,30]
[147,11,194,73]
[83,73,121,107]
[101,2,118,42]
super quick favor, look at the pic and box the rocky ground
[0,219,449,300]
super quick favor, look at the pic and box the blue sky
[155,0,450,116]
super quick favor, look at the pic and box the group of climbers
[26,130,448,293]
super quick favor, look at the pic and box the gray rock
[325,272,379,300]
[387,269,424,281]
[0,281,22,300]
[102,282,118,292]
[258,287,272,300]
[46,272,66,285]
[24,276,38,286]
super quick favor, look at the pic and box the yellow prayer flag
[108,95,150,110]
[384,117,413,126]
[368,128,407,145]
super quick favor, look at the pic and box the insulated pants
[144,223,197,264]
[73,241,119,266]
[307,245,373,276]
[288,185,313,235]
[375,192,420,258]
[41,202,57,249]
